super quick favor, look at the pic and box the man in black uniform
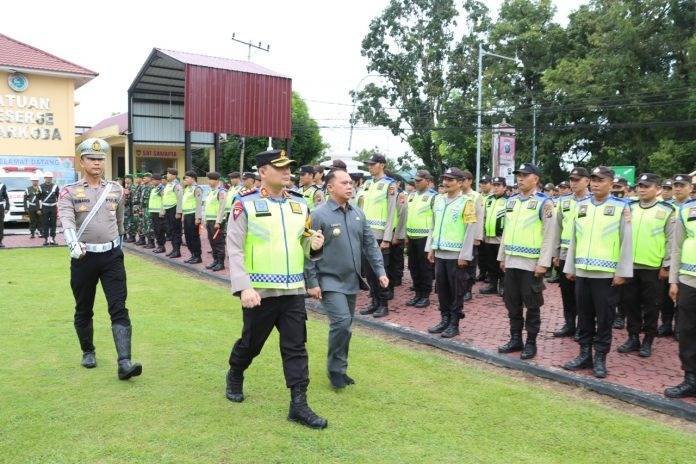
[23,175,42,239]
[39,171,60,246]
[0,179,9,247]
[58,138,142,380]
[479,177,507,295]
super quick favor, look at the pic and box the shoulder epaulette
[287,189,304,198]
[239,188,258,197]
[682,198,696,207]
[659,200,676,211]
[508,193,520,199]
[535,191,548,199]
[558,193,572,198]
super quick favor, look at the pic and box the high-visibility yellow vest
[631,200,673,268]
[225,185,242,213]
[182,185,198,215]
[205,188,224,221]
[242,192,308,289]
[484,195,507,238]
[503,193,547,258]
[148,186,163,211]
[362,176,395,230]
[431,194,472,251]
[300,185,319,211]
[162,181,179,209]
[574,197,626,272]
[406,189,435,238]
[678,200,696,277]
[558,193,590,249]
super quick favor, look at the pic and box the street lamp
[476,43,522,188]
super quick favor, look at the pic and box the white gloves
[309,230,324,251]
[68,241,86,259]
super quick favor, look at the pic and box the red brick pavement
[5,230,693,408]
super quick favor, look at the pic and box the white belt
[42,202,57,207]
[85,237,121,253]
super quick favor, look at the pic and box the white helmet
[30,174,39,181]
[44,171,54,178]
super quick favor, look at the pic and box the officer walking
[305,169,387,388]
[552,167,591,337]
[161,168,183,258]
[0,178,9,247]
[425,168,478,338]
[224,149,327,429]
[204,172,227,272]
[149,174,166,253]
[39,171,59,246]
[23,175,42,239]
[664,192,696,398]
[58,138,142,380]
[182,170,203,264]
[405,170,436,308]
[563,166,632,378]
[497,163,556,360]
[479,176,508,296]
[617,173,674,358]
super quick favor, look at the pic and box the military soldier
[298,165,323,212]
[149,174,166,253]
[182,171,204,264]
[225,149,327,429]
[123,175,135,242]
[204,172,227,272]
[39,171,60,245]
[132,173,145,245]
[58,138,142,380]
[479,176,508,296]
[23,175,42,239]
[0,178,8,247]
[138,173,155,248]
[497,163,556,360]
[563,166,633,378]
[426,168,478,338]
[404,170,436,308]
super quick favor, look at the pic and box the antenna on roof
[231,33,271,61]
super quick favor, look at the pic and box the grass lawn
[1,248,694,463]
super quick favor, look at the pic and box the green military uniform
[123,176,136,242]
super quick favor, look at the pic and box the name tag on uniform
[506,200,516,211]
[254,200,271,217]
[376,182,384,190]
[289,201,302,214]
[74,188,86,198]
[562,200,570,211]
[578,205,588,218]
[527,200,538,210]
[688,207,696,222]
[604,205,615,216]
[422,195,430,202]
[655,209,666,220]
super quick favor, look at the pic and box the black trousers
[70,247,130,352]
[363,237,391,301]
[677,283,696,373]
[41,205,57,238]
[576,277,618,353]
[465,245,479,292]
[206,220,226,262]
[407,237,433,294]
[621,268,661,336]
[503,268,544,335]
[27,207,40,234]
[229,295,309,388]
[0,206,4,240]
[165,207,182,250]
[558,259,577,328]
[435,258,469,318]
[388,241,405,286]
[479,242,502,284]
[660,280,675,323]
[183,214,202,257]
[151,213,165,247]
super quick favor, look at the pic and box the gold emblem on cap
[279,150,287,159]
[91,141,101,151]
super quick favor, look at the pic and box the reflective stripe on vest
[225,186,241,212]
[243,196,308,289]
[574,197,624,272]
[431,194,470,251]
[301,185,318,211]
[558,194,589,248]
[484,195,507,238]
[148,187,163,211]
[182,185,198,215]
[205,189,223,221]
[503,194,545,258]
[406,190,434,237]
[362,177,393,230]
[631,201,672,268]
[678,201,696,276]
[162,181,178,208]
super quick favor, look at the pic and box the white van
[0,166,44,223]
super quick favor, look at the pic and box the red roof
[157,48,288,78]
[84,112,128,136]
[0,33,97,87]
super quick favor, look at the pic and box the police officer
[182,171,203,264]
[480,176,507,296]
[497,163,556,360]
[225,149,327,429]
[664,192,696,398]
[358,154,398,318]
[23,175,42,239]
[223,172,243,216]
[39,171,59,246]
[476,175,492,282]
[425,168,477,338]
[58,138,142,380]
[461,171,484,301]
[616,173,674,358]
[305,169,387,388]
[405,170,436,307]
[132,173,145,245]
[299,165,323,211]
[552,167,591,337]
[149,174,166,253]
[0,177,9,247]
[161,168,183,258]
[241,172,256,191]
[387,174,407,293]
[563,166,632,378]
[204,172,227,272]
[660,179,674,202]
[610,176,631,330]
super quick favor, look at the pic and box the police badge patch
[289,201,302,214]
[578,205,588,218]
[604,205,615,216]
[254,200,271,217]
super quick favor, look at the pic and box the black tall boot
[111,325,143,380]
[169,248,182,259]
[406,291,421,306]
[617,333,640,353]
[288,383,327,429]
[441,314,461,338]
[657,314,674,337]
[520,332,538,360]
[428,313,451,334]
[592,351,608,378]
[75,322,96,368]
[664,372,696,398]
[359,297,379,315]
[414,292,431,308]
[479,278,499,295]
[373,299,389,318]
[498,330,524,353]
[563,345,593,370]
[225,368,244,402]
[639,335,654,358]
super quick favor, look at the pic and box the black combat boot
[479,279,499,295]
[664,372,696,398]
[563,345,593,371]
[205,259,218,270]
[612,314,625,330]
[617,333,641,353]
[111,325,143,380]
[462,291,472,302]
[498,331,524,353]
[153,246,165,254]
[414,294,430,308]
[373,300,389,318]
[406,292,421,306]
[288,383,327,429]
[385,288,394,301]
[135,236,146,246]
[657,315,674,337]
[359,298,379,315]
[168,248,181,259]
[639,335,654,358]
[553,323,576,338]
[188,255,203,264]
[225,369,245,402]
[441,314,461,338]
[592,351,608,378]
[75,322,96,369]
[428,313,450,334]
[520,332,538,360]
[144,239,155,249]
[211,261,225,272]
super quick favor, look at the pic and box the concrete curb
[124,243,696,422]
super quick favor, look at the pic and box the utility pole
[532,103,537,165]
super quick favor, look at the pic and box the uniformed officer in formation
[425,168,477,338]
[660,178,674,202]
[135,172,154,248]
[204,172,227,272]
[552,167,591,337]
[460,171,484,301]
[223,172,243,216]
[181,170,204,264]
[664,186,696,398]
[404,169,436,308]
[299,165,324,211]
[123,174,135,242]
[149,174,167,253]
[563,166,633,378]
[616,173,674,358]
[241,172,255,191]
[0,177,8,247]
[39,171,60,246]
[23,174,42,239]
[387,174,407,293]
[160,167,184,258]
[305,169,387,388]
[479,176,508,296]
[358,153,398,318]
[58,138,142,380]
[131,173,145,245]
[497,163,556,360]
[224,149,327,429]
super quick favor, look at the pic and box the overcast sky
[6,0,584,159]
